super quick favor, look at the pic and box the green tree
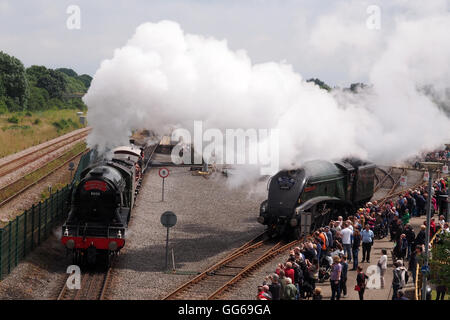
[0,97,7,114]
[430,233,450,290]
[0,51,29,109]
[56,68,78,77]
[26,65,49,86]
[349,82,367,93]
[77,74,92,89]
[36,69,67,99]
[28,86,49,111]
[306,78,331,91]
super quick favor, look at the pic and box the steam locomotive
[61,144,149,266]
[258,159,375,239]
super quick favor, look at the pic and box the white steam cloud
[84,8,450,175]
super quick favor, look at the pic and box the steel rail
[208,239,303,300]
[161,232,271,300]
[0,146,88,207]
[57,267,111,300]
[0,127,91,177]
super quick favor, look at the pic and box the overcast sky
[0,0,447,86]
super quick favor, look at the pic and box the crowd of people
[257,163,449,301]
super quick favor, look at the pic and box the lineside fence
[0,150,92,280]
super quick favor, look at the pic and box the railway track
[56,138,160,301]
[57,267,112,300]
[163,232,282,300]
[0,143,88,207]
[377,167,408,205]
[0,127,91,180]
[374,167,394,192]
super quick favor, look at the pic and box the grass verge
[0,110,85,157]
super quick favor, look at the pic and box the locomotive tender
[61,144,147,266]
[258,159,375,239]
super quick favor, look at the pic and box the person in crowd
[351,229,361,271]
[340,255,348,297]
[377,249,388,289]
[436,284,447,301]
[341,222,353,263]
[399,234,408,261]
[355,266,368,300]
[330,255,342,300]
[415,225,427,246]
[394,233,408,261]
[330,241,344,258]
[257,285,272,300]
[324,226,333,249]
[337,216,344,228]
[284,262,295,284]
[404,224,416,260]
[401,209,411,225]
[409,245,423,285]
[361,224,374,263]
[396,290,409,300]
[283,277,298,300]
[269,273,281,300]
[306,257,319,291]
[392,260,407,300]
[312,287,323,300]
[442,223,449,234]
[278,270,287,300]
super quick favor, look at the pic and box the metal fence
[0,150,93,280]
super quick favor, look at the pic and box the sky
[1,0,443,87]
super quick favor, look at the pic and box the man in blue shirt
[361,224,374,263]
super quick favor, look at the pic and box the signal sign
[400,176,407,187]
[159,168,170,178]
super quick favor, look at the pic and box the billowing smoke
[84,8,450,177]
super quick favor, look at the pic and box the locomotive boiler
[258,159,375,239]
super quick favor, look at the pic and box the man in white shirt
[341,222,353,263]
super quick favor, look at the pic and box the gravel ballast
[107,166,267,299]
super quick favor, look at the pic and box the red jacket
[285,268,295,284]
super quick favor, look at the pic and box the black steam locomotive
[258,159,375,239]
[61,145,148,266]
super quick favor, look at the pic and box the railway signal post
[161,211,177,270]
[419,162,443,300]
[159,168,170,202]
[68,162,75,181]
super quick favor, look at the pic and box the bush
[0,97,7,114]
[7,115,19,124]
[28,86,49,111]
[33,118,41,125]
[5,96,23,112]
[52,120,64,130]
[25,111,32,117]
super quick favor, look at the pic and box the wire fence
[0,149,92,280]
